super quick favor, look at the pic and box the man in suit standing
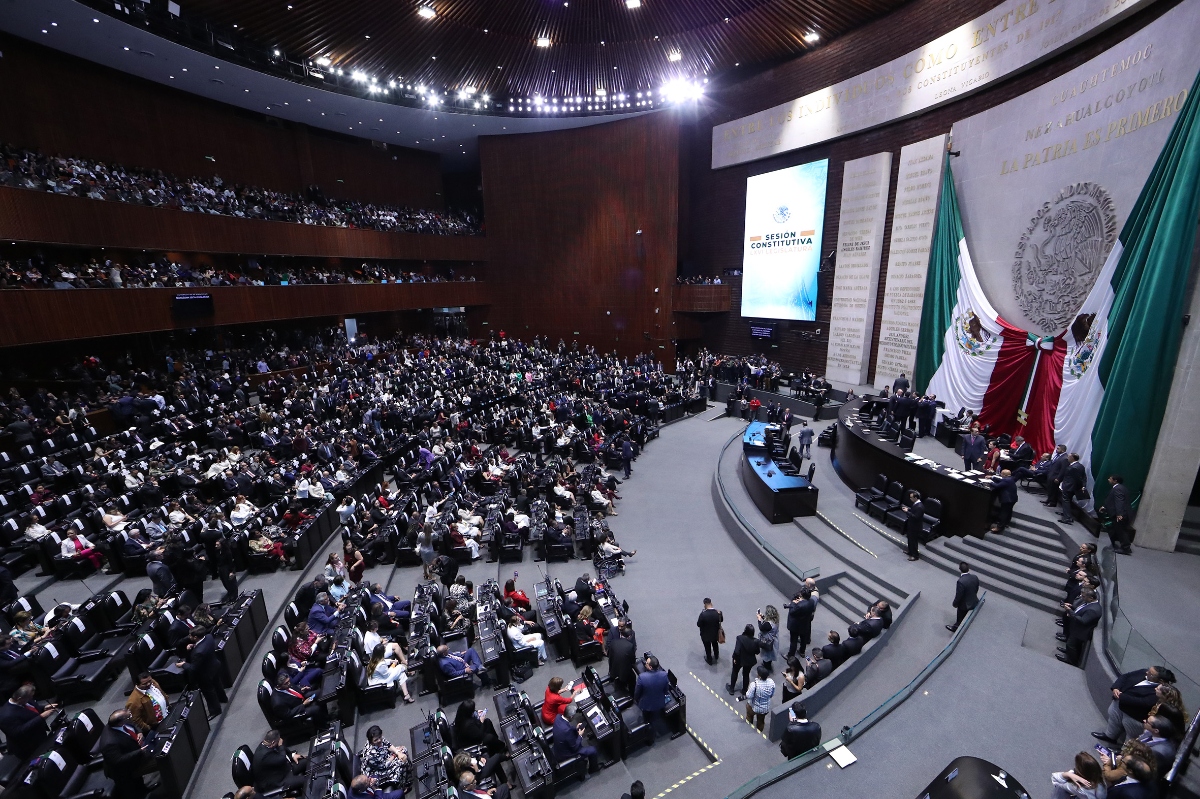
[893,374,910,394]
[785,588,816,659]
[991,469,1018,533]
[916,395,936,437]
[634,655,670,737]
[1057,588,1101,666]
[900,490,924,561]
[795,422,814,460]
[101,710,155,799]
[961,424,986,472]
[620,438,634,479]
[551,707,600,773]
[146,552,175,597]
[176,627,228,717]
[1058,454,1087,525]
[779,702,821,759]
[1043,445,1068,507]
[0,685,56,759]
[1092,665,1173,744]
[696,598,723,664]
[946,562,979,632]
[607,627,637,696]
[1100,475,1133,555]
[253,729,307,794]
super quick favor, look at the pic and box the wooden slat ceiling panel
[184,0,909,100]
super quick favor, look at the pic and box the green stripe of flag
[914,156,964,393]
[1090,69,1200,508]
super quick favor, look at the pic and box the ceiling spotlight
[351,70,368,82]
[458,91,469,100]
[804,31,820,43]
[316,56,332,66]
[667,50,682,62]
[273,48,281,57]
[481,94,490,103]
[417,5,436,19]
[536,36,551,47]
[596,88,607,96]
[626,0,641,7]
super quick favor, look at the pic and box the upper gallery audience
[0,142,480,236]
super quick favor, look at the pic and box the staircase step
[1006,518,1065,544]
[938,538,1064,594]
[820,589,864,626]
[958,535,1068,581]
[1175,539,1200,556]
[922,541,1063,613]
[969,529,1071,566]
[836,571,906,608]
[831,578,880,614]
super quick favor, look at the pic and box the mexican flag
[915,68,1200,508]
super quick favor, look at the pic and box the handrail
[724,593,987,799]
[716,427,820,580]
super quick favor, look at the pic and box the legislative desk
[532,576,569,661]
[317,587,365,727]
[569,666,621,767]
[833,399,997,536]
[303,722,345,799]
[493,696,554,799]
[738,452,819,523]
[149,690,209,799]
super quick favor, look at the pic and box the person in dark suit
[253,729,307,794]
[607,627,637,696]
[634,655,670,737]
[176,627,228,717]
[728,624,760,698]
[902,491,924,561]
[1100,475,1133,555]
[1041,445,1069,507]
[803,648,833,688]
[101,710,155,799]
[847,609,885,643]
[785,589,815,659]
[1057,588,1101,667]
[146,553,175,597]
[166,605,195,650]
[820,631,847,669]
[892,374,910,394]
[916,396,936,437]
[696,598,723,664]
[779,702,821,759]
[551,709,599,773]
[271,672,327,725]
[0,636,33,699]
[1057,454,1086,524]
[0,685,56,759]
[961,425,986,472]
[0,566,17,610]
[991,469,1018,532]
[946,562,979,632]
[620,438,634,479]
[1092,665,1174,744]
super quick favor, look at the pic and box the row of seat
[854,474,943,540]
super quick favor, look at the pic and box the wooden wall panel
[479,113,679,362]
[0,283,491,347]
[0,187,487,262]
[0,33,443,210]
[672,285,731,313]
[682,0,1181,383]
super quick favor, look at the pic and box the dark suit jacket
[780,719,822,759]
[1010,443,1034,463]
[0,701,50,759]
[786,597,815,634]
[0,567,17,609]
[607,637,636,689]
[696,608,722,642]
[270,688,309,719]
[821,642,847,668]
[953,574,980,610]
[1047,454,1068,482]
[904,501,925,538]
[847,617,884,642]
[1112,669,1159,720]
[1067,601,1102,644]
[1107,779,1158,799]
[551,715,586,762]
[1103,484,1132,518]
[961,434,986,462]
[253,742,302,792]
[1061,461,1087,495]
[166,618,193,648]
[0,649,31,698]
[994,476,1018,505]
[732,634,760,667]
[634,668,669,712]
[100,725,152,783]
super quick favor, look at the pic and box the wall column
[1135,220,1200,551]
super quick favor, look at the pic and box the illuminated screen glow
[740,159,829,321]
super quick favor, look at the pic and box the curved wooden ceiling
[183,0,909,103]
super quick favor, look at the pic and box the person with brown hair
[1050,751,1106,799]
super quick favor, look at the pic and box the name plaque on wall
[874,134,947,389]
[711,0,1156,169]
[826,152,893,385]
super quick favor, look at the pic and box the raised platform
[832,398,997,537]
[712,382,842,422]
[739,450,819,523]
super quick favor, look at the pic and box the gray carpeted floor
[28,406,1195,799]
